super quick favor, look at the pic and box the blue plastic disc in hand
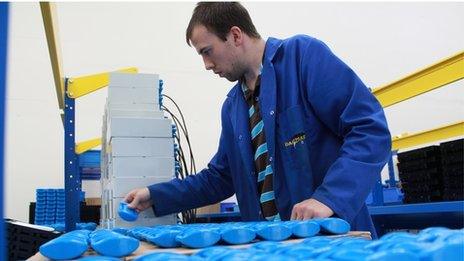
[118,201,139,222]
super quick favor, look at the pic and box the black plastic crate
[442,180,464,190]
[403,192,443,203]
[403,194,433,203]
[442,172,464,181]
[399,168,442,183]
[397,157,441,172]
[6,219,62,260]
[442,162,464,173]
[441,152,464,165]
[401,186,442,196]
[440,139,464,153]
[397,145,441,162]
[29,202,100,225]
[443,192,464,201]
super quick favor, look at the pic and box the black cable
[161,106,190,178]
[161,105,196,176]
[162,95,197,174]
[161,94,198,223]
[161,104,196,223]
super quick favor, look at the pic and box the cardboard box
[196,203,220,215]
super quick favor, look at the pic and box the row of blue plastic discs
[124,218,350,248]
[39,223,463,260]
[39,218,349,259]
[133,227,464,261]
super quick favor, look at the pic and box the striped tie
[243,76,280,221]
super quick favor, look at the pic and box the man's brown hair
[186,2,261,46]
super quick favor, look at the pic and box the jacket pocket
[277,105,311,172]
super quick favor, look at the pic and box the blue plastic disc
[39,234,89,260]
[287,220,320,238]
[221,227,256,244]
[176,228,221,248]
[315,218,350,234]
[256,223,292,241]
[118,201,138,222]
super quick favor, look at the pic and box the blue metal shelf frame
[369,201,464,215]
[369,201,464,236]
[371,150,399,207]
[0,3,9,260]
[64,79,81,231]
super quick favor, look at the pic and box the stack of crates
[397,146,443,203]
[100,72,176,228]
[35,189,65,225]
[440,139,463,201]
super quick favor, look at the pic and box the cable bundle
[161,93,197,224]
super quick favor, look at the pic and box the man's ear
[229,26,243,46]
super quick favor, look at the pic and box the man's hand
[290,198,334,220]
[124,187,153,212]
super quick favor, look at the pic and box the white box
[107,117,172,138]
[109,137,173,157]
[107,103,159,111]
[109,156,174,178]
[113,216,177,228]
[106,176,173,198]
[110,73,159,89]
[106,109,164,119]
[108,87,158,105]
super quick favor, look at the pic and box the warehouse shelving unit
[368,51,464,235]
[0,3,9,259]
[40,3,137,231]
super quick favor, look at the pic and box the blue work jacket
[149,35,391,237]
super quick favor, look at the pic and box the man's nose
[203,57,214,70]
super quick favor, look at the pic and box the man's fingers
[128,195,139,209]
[124,190,136,203]
[303,209,314,220]
[290,205,298,220]
[293,208,303,220]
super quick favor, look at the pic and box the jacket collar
[227,37,283,99]
[263,37,283,63]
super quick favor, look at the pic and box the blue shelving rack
[0,3,9,260]
[64,79,81,232]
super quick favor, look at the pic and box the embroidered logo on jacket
[284,133,306,148]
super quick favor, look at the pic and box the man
[125,2,391,237]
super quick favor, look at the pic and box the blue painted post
[388,150,397,188]
[64,78,80,231]
[372,176,384,206]
[0,3,9,260]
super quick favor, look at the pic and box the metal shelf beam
[392,121,464,150]
[40,2,65,111]
[75,137,102,155]
[67,67,138,98]
[373,51,464,108]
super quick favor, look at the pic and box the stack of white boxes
[100,72,177,228]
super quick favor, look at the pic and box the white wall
[5,2,464,222]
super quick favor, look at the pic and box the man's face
[190,25,243,82]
